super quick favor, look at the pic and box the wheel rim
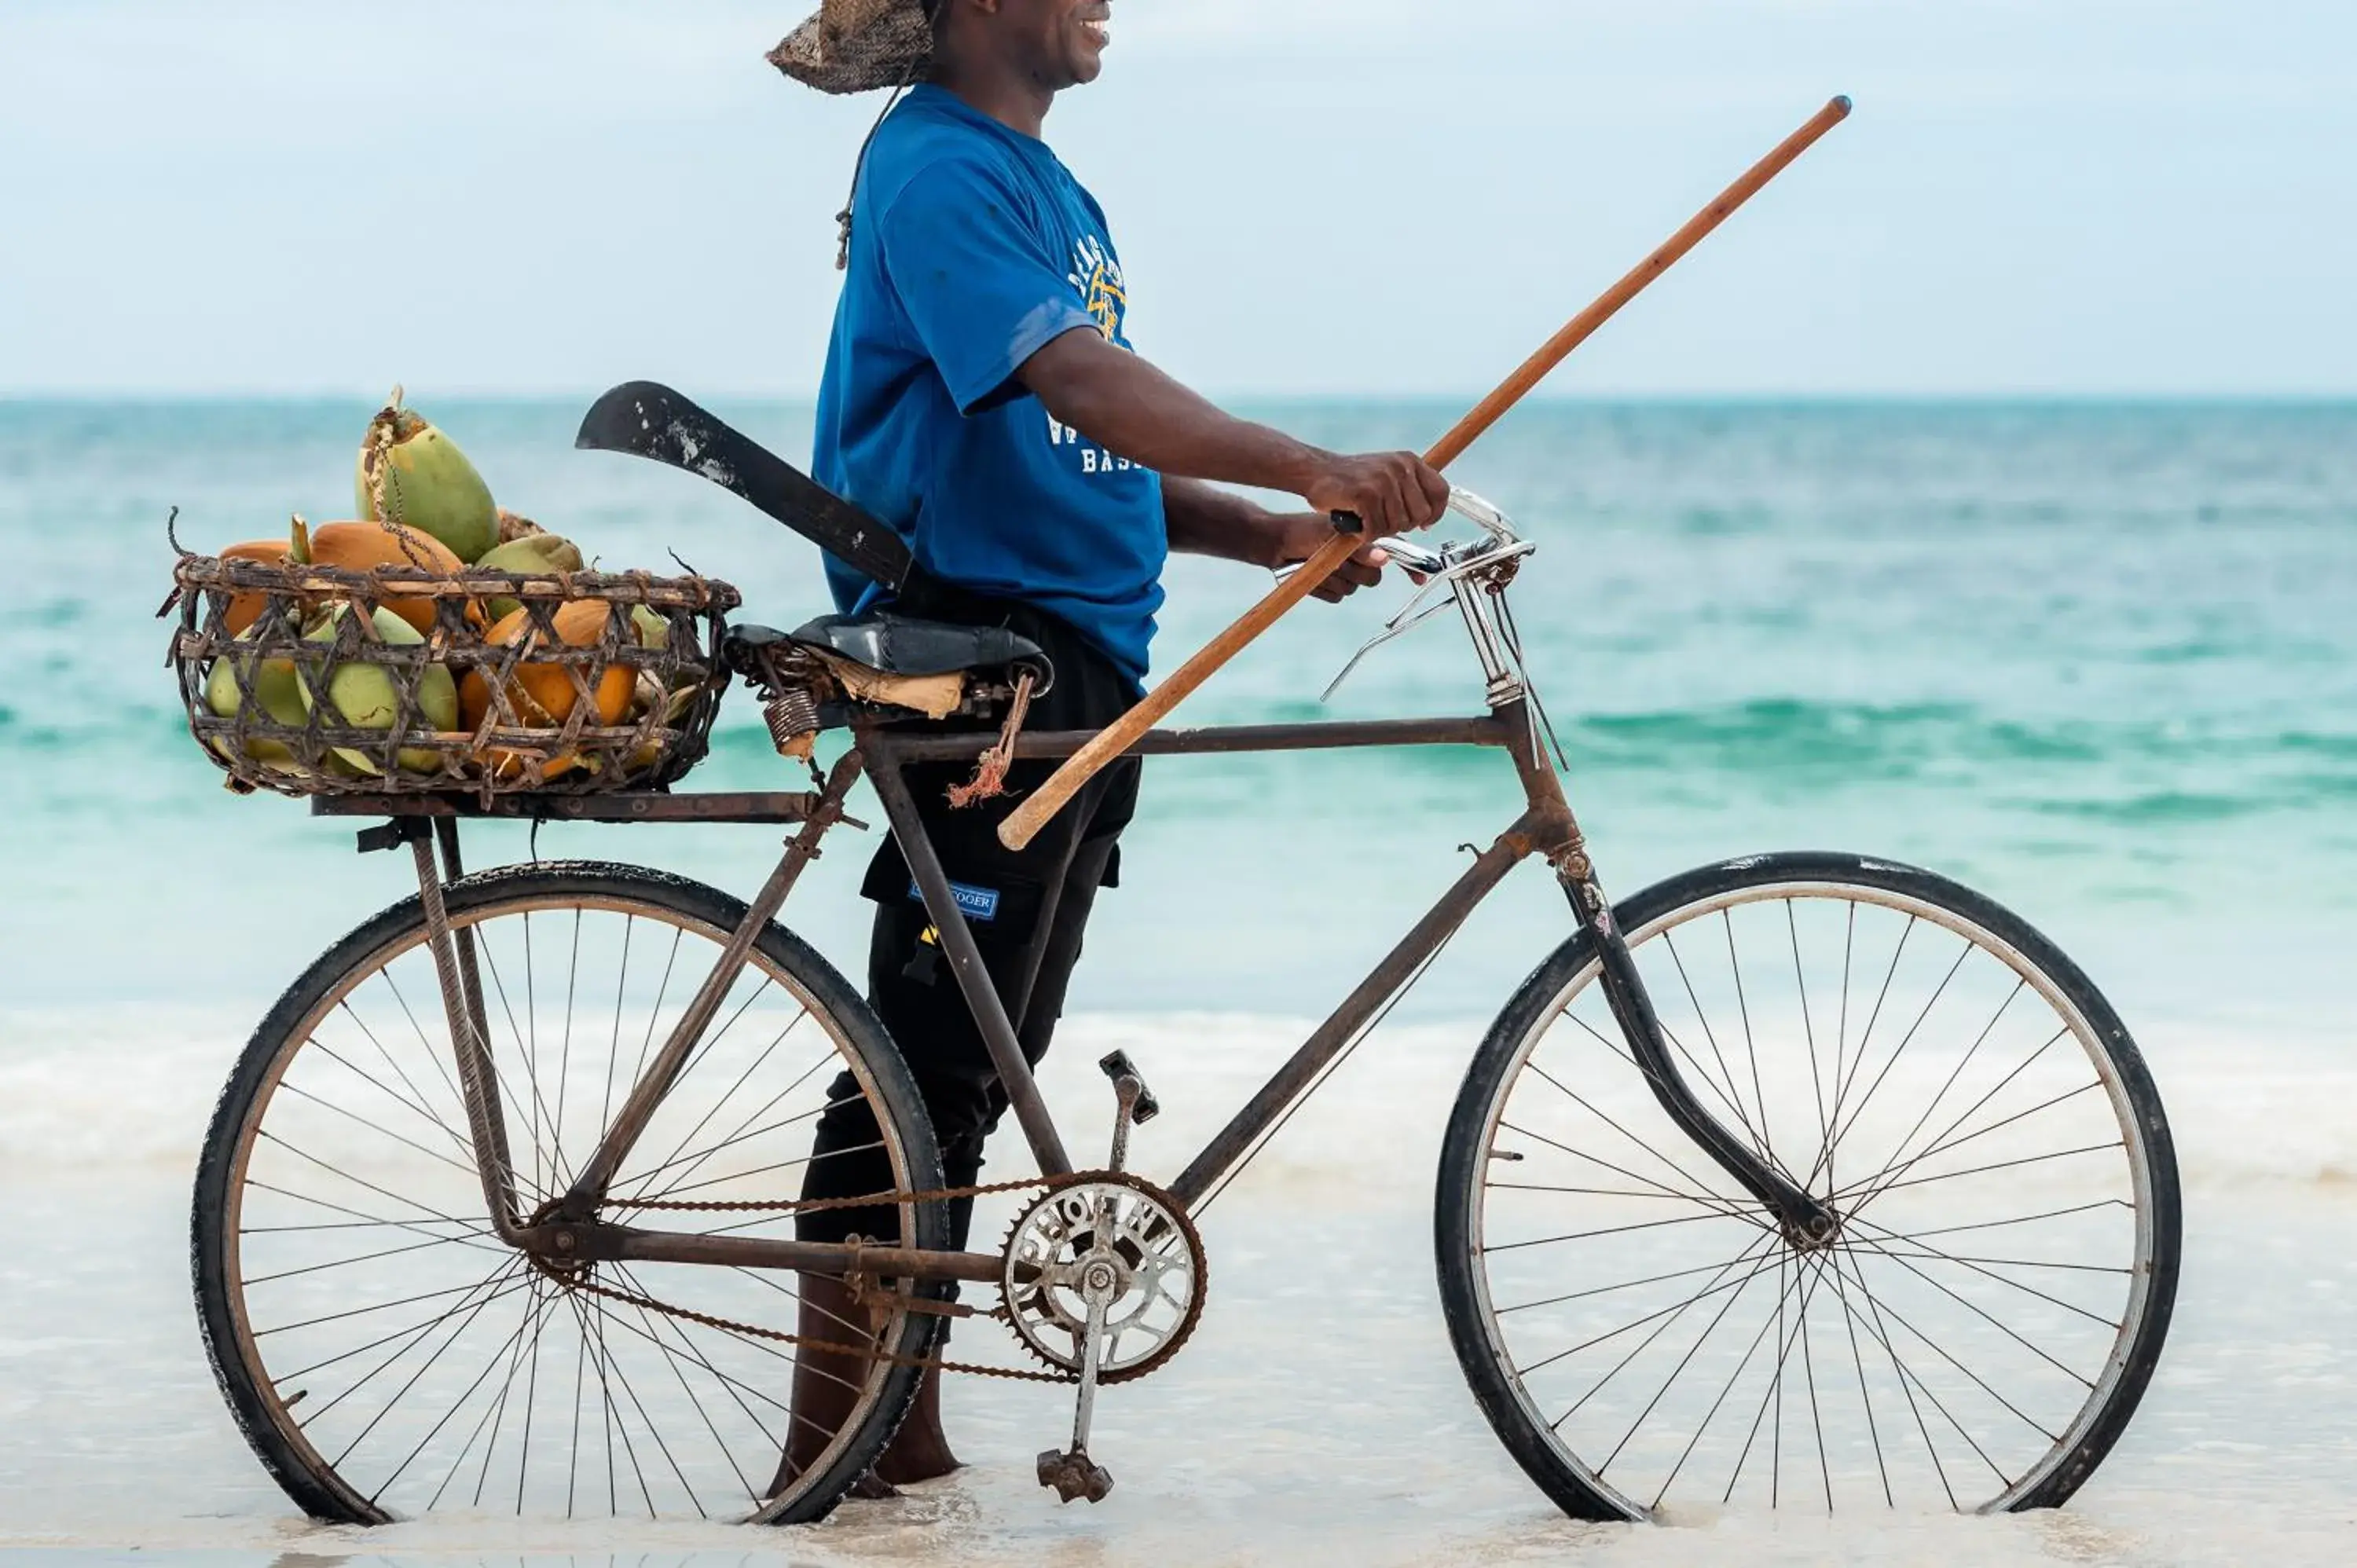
[217,888,920,1522]
[1465,880,2162,1517]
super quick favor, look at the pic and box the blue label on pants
[911,878,1001,922]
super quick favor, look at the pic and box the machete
[574,380,915,592]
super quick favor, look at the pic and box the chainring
[999,1171,1206,1386]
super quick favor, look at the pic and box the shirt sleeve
[876,157,1100,416]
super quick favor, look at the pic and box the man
[768,0,1451,1490]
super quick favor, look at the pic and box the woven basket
[167,548,741,801]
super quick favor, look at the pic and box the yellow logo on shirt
[1069,235,1127,341]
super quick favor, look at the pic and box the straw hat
[769,0,939,95]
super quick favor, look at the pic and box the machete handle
[997,95,1854,854]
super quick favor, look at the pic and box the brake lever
[1317,542,1495,703]
[1318,595,1458,703]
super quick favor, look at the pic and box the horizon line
[6,389,2357,408]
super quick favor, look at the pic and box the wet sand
[2,1012,2352,1565]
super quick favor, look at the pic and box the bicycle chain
[554,1173,1088,1384]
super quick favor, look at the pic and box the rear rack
[311,791,826,825]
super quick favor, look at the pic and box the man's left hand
[1272,512,1389,602]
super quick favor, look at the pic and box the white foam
[6,1006,2352,1198]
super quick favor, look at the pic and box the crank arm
[1039,1255,1116,1504]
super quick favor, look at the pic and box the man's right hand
[1299,450,1453,540]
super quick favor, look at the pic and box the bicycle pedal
[1098,1051,1159,1123]
[1037,1446,1114,1504]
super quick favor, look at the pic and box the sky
[2,0,2354,399]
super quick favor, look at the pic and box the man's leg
[777,768,1127,1490]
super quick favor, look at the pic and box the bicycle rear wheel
[192,861,947,1525]
[1436,852,2179,1519]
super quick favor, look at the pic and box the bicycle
[185,464,2179,1526]
[180,96,2177,1528]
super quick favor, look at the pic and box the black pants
[800,584,1142,1254]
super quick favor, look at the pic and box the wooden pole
[999,96,1853,852]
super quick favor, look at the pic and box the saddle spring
[762,685,823,761]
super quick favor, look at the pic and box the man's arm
[1016,326,1450,540]
[1163,478,1391,603]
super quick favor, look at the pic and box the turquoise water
[2,399,2352,1038]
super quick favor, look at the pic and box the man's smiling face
[1001,0,1113,90]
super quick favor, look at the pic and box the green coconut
[626,605,680,716]
[356,388,500,563]
[473,533,587,623]
[299,605,460,775]
[204,636,307,770]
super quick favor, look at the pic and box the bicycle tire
[1435,852,2180,1519]
[192,859,948,1526]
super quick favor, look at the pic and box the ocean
[1,399,2352,1562]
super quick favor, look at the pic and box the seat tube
[866,741,1075,1180]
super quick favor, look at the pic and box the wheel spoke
[1514,1056,1772,1205]
[1523,1232,1780,1388]
[604,980,791,1203]
[317,1012,474,1163]
[1600,1238,1785,1475]
[1660,929,1776,1164]
[1824,1239,1893,1507]
[1787,902,1831,1202]
[1497,1113,1761,1222]
[1721,909,1776,1171]
[1486,1207,1764,1254]
[1842,1074,2099,1215]
[617,1030,830,1203]
[1838,1249,2066,1439]
[1827,1242,1961,1508]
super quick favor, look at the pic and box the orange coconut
[306,520,464,633]
[218,539,294,635]
[460,600,633,732]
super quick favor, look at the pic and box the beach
[2,400,2353,1561]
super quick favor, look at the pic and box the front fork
[1556,869,1839,1247]
[1496,678,1837,1247]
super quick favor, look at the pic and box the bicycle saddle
[790,612,1046,677]
[724,614,1047,679]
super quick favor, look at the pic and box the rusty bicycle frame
[322,672,1839,1299]
[295,94,1871,1302]
[304,93,1869,1299]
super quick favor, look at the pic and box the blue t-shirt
[812,85,1166,684]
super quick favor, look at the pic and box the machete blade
[575,380,913,592]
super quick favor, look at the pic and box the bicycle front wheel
[192,861,947,1526]
[1436,852,2179,1519]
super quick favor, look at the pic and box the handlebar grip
[1332,510,1365,536]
